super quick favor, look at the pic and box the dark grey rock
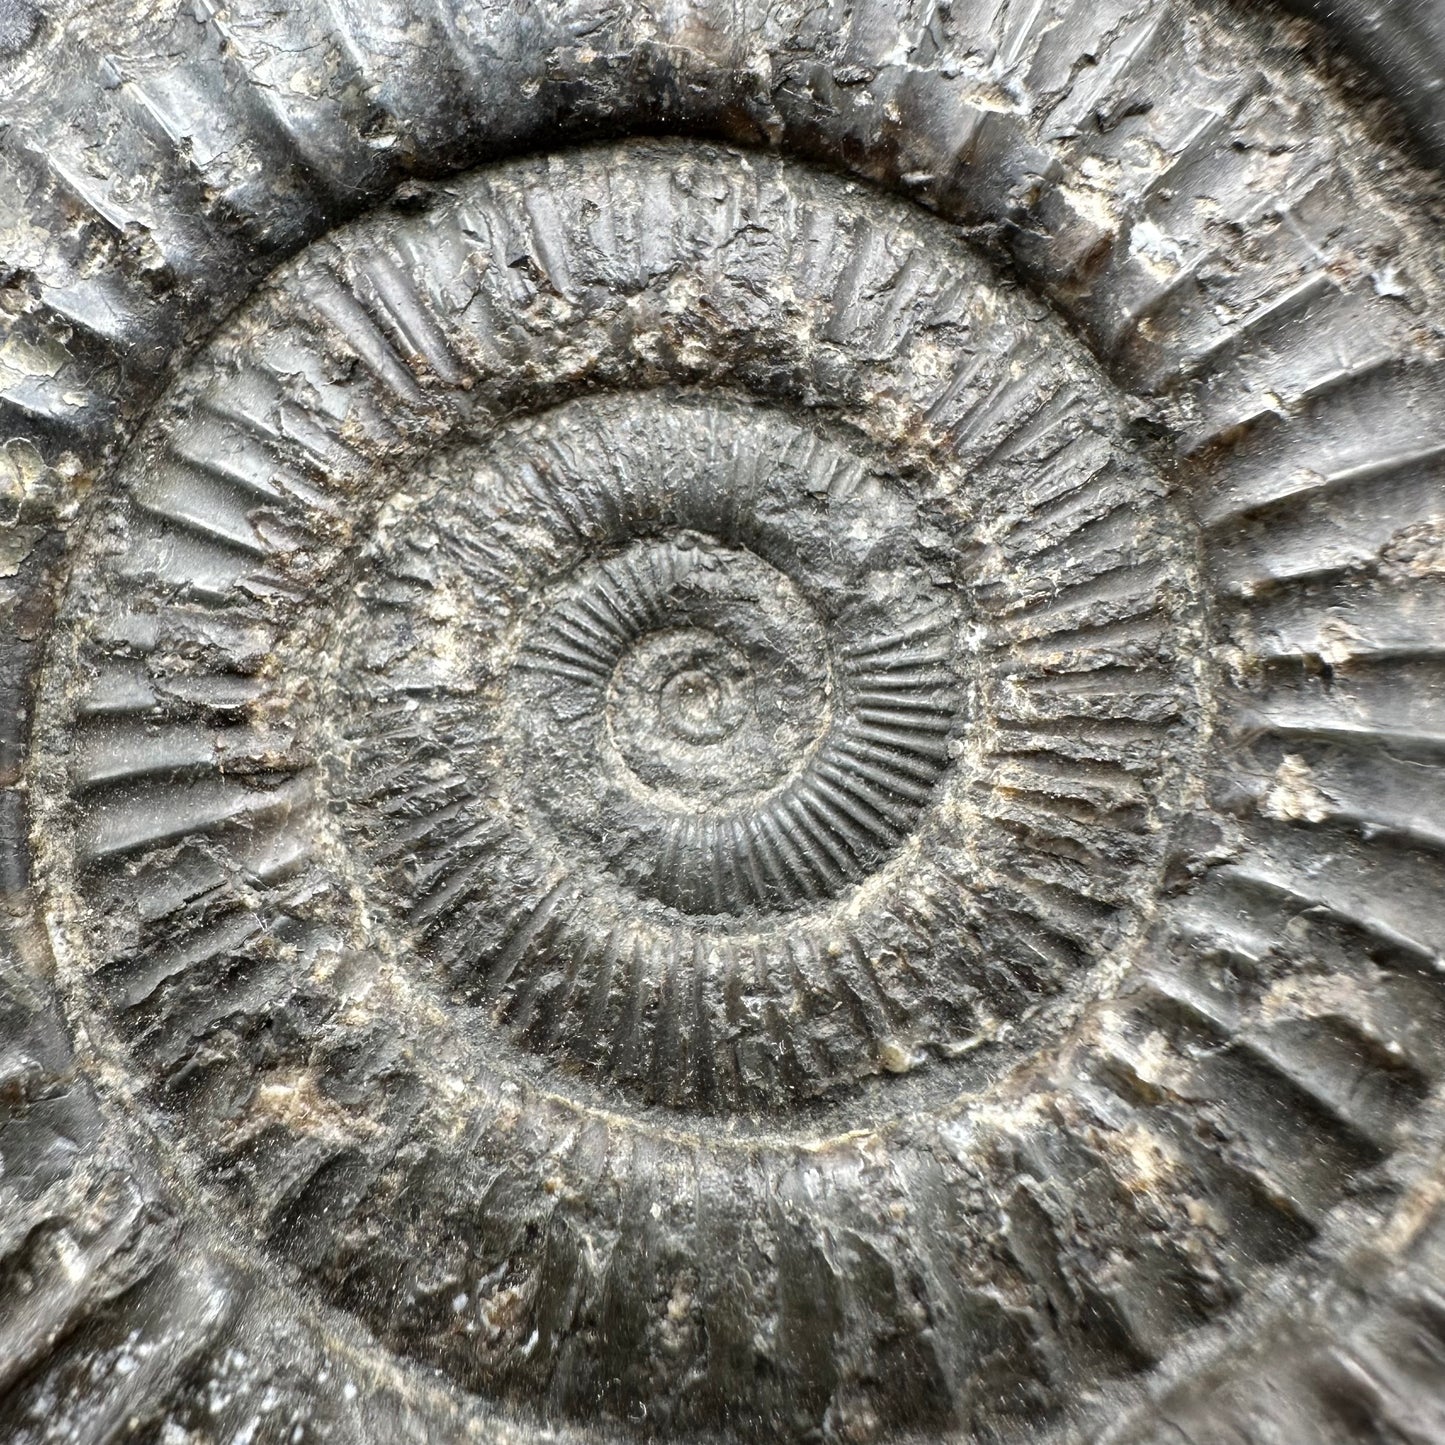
[0,0,38,58]
[2,2,1445,1443]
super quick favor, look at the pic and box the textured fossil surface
[3,1,1445,1443]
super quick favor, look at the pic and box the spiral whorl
[18,51,1440,1432]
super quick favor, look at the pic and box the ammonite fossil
[4,1,1445,1442]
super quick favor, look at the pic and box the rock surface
[3,2,1445,1442]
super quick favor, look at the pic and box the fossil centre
[3,0,1445,1441]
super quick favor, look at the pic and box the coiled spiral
[10,4,1445,1442]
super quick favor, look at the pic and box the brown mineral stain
[246,1070,372,1140]
[1262,754,1332,824]
[1382,516,1445,579]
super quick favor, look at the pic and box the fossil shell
[4,2,1445,1443]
